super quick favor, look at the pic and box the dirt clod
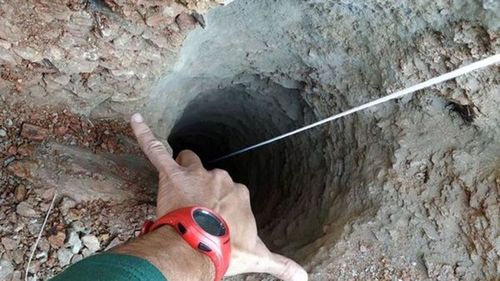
[20,124,50,141]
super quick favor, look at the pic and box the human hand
[130,113,308,281]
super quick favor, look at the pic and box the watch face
[193,209,226,236]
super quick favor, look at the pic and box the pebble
[57,248,73,267]
[27,222,41,236]
[1,237,18,251]
[105,237,122,250]
[71,254,83,264]
[12,250,23,265]
[38,238,50,253]
[67,231,82,254]
[59,197,77,215]
[20,123,49,141]
[4,119,13,127]
[48,232,66,248]
[17,143,34,157]
[0,128,7,138]
[0,259,14,280]
[14,185,27,202]
[70,221,87,234]
[41,188,56,200]
[11,271,22,281]
[360,245,368,253]
[176,13,197,32]
[3,156,15,167]
[82,235,100,253]
[16,201,38,217]
[81,248,92,258]
[7,145,17,155]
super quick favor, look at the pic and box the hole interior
[168,81,329,253]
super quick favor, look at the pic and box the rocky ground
[0,102,160,280]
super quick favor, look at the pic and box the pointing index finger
[130,113,178,173]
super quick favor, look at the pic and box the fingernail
[132,113,144,123]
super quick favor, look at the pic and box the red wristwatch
[141,207,231,281]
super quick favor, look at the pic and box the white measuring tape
[210,54,500,163]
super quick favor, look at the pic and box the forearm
[112,226,215,281]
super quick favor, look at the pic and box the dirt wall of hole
[145,0,499,279]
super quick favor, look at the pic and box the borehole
[167,80,330,254]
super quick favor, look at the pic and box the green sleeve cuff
[51,253,167,281]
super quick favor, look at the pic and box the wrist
[112,225,215,281]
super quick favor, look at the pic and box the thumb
[264,253,308,281]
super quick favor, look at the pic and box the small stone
[7,160,36,178]
[3,156,16,167]
[81,248,92,258]
[57,248,73,267]
[48,232,66,248]
[104,237,122,250]
[70,221,87,234]
[0,259,14,280]
[54,125,68,136]
[59,197,77,215]
[17,144,34,157]
[99,234,110,241]
[82,235,100,253]
[14,185,27,202]
[11,270,22,281]
[71,254,83,264]
[38,238,50,253]
[20,123,49,141]
[16,202,38,217]
[1,237,18,250]
[12,250,24,265]
[67,231,82,254]
[7,145,17,155]
[146,13,169,27]
[0,128,7,138]
[176,13,197,32]
[27,222,42,236]
[13,223,25,233]
[35,251,48,260]
[41,188,56,200]
[4,119,13,127]
[360,245,368,253]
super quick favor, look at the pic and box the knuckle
[237,184,250,198]
[178,149,194,157]
[146,140,165,153]
[137,127,153,139]
[212,168,230,179]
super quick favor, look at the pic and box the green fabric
[51,253,167,281]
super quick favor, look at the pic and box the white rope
[25,190,58,281]
[210,53,500,163]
